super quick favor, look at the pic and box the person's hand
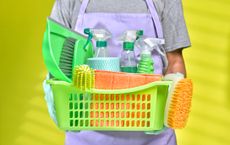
[164,73,184,84]
[43,74,57,124]
[163,72,185,100]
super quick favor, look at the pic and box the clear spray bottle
[135,38,165,74]
[120,30,143,73]
[84,28,111,57]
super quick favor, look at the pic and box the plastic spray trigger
[143,38,165,56]
[84,28,93,51]
[85,28,111,57]
[119,30,143,42]
[136,37,165,74]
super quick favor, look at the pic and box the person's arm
[159,0,190,77]
[50,0,81,29]
[165,49,186,76]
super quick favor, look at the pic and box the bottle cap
[136,30,144,39]
[84,28,90,35]
[123,42,134,50]
[96,41,107,47]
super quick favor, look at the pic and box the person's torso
[65,1,176,145]
[75,0,165,74]
[70,0,164,27]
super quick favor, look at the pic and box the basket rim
[47,79,171,94]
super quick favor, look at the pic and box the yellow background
[0,0,230,145]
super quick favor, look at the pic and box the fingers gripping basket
[47,79,170,133]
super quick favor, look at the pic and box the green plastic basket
[48,80,170,133]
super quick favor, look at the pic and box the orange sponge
[94,70,162,89]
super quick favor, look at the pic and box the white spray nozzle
[86,28,111,41]
[144,38,165,48]
[136,38,165,56]
[120,30,143,42]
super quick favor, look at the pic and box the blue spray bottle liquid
[136,38,165,74]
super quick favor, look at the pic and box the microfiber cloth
[95,70,162,90]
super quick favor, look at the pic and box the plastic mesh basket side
[50,81,169,132]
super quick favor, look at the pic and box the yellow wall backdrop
[0,0,229,145]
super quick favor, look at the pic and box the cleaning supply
[47,65,193,132]
[136,38,165,74]
[72,65,162,90]
[84,28,120,71]
[42,18,94,82]
[163,73,193,129]
[120,30,143,73]
[61,0,171,141]
[59,37,76,79]
[47,77,169,133]
[72,65,95,91]
[72,65,94,120]
[70,65,166,132]
[94,70,162,90]
[87,57,120,72]
[84,28,111,57]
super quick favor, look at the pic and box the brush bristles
[59,37,76,79]
[73,65,95,91]
[167,79,193,128]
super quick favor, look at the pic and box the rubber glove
[144,73,184,135]
[163,72,185,97]
[43,74,57,124]
[163,72,184,82]
[163,72,185,128]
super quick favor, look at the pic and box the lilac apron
[65,0,177,144]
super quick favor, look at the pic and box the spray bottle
[120,30,143,73]
[136,38,165,74]
[84,28,111,57]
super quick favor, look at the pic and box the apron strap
[78,0,90,16]
[78,0,163,38]
[145,0,163,38]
